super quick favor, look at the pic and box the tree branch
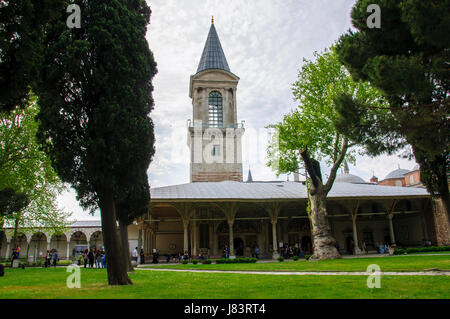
[325,137,349,192]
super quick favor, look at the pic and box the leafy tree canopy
[0,97,70,232]
[335,0,449,204]
[267,47,389,184]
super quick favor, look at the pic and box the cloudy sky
[61,0,418,221]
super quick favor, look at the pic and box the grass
[143,254,450,272]
[0,267,449,299]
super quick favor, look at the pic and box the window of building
[212,144,220,156]
[395,180,402,187]
[208,91,223,127]
[409,175,414,185]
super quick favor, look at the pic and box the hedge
[215,258,258,264]
[393,246,450,255]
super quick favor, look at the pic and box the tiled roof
[384,168,411,180]
[69,220,102,227]
[196,23,230,74]
[150,181,429,201]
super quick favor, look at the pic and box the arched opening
[29,232,47,261]
[89,231,103,250]
[208,91,223,128]
[69,231,88,259]
[50,234,67,254]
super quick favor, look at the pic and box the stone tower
[187,19,244,182]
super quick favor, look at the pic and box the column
[138,228,143,251]
[351,213,361,254]
[46,239,51,252]
[208,223,213,256]
[182,221,189,253]
[228,220,235,259]
[271,219,279,259]
[5,240,11,259]
[388,213,396,246]
[193,220,198,256]
[66,241,70,260]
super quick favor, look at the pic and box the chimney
[293,171,299,182]
[370,175,378,184]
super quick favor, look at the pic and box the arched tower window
[208,91,223,127]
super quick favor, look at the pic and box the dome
[384,168,410,180]
[335,173,365,184]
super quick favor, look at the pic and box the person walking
[254,246,260,259]
[101,253,106,268]
[140,249,145,264]
[133,247,138,263]
[44,250,51,268]
[88,248,95,268]
[52,250,58,267]
[82,249,88,268]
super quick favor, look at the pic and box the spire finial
[211,16,214,24]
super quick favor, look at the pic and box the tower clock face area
[188,21,244,183]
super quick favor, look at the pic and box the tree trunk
[98,189,132,285]
[12,215,19,251]
[118,217,133,272]
[308,187,341,260]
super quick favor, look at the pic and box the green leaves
[0,96,69,229]
[267,47,387,178]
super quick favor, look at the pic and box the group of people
[78,247,106,268]
[44,249,59,267]
[132,247,146,264]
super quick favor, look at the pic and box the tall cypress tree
[36,0,157,285]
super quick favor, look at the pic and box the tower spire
[196,21,230,73]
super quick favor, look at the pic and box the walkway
[136,268,450,276]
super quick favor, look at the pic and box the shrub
[393,246,450,255]
[192,259,198,264]
[182,259,189,264]
[214,258,257,264]
[202,259,212,264]
[278,256,284,262]
[293,256,299,261]
[305,255,312,260]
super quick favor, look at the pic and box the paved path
[136,268,450,276]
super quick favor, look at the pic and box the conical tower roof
[196,20,230,74]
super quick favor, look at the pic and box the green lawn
[0,267,449,299]
[143,254,450,272]
[0,255,449,299]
